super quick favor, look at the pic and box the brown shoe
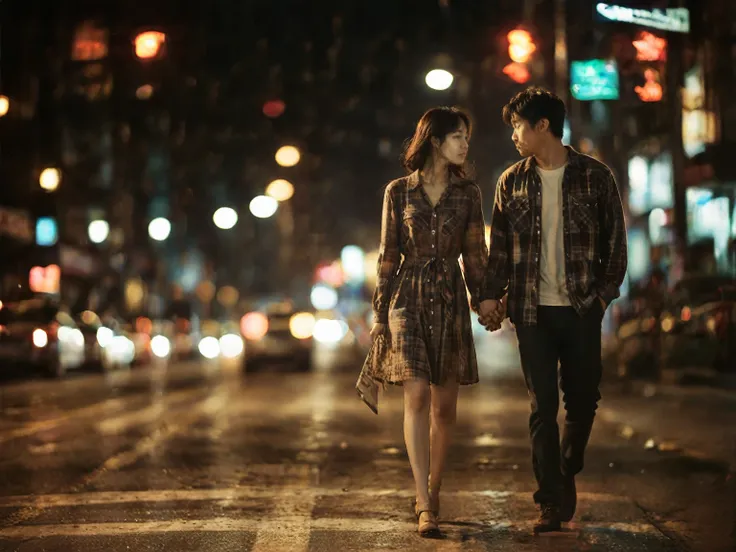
[416,509,440,538]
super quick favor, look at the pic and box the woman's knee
[431,400,457,424]
[404,382,430,413]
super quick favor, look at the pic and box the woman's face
[436,120,469,166]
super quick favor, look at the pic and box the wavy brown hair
[401,106,472,178]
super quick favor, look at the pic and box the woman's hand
[370,323,387,339]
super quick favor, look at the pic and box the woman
[358,107,498,537]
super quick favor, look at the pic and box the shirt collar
[521,145,584,173]
[407,170,464,190]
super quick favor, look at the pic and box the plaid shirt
[483,147,628,326]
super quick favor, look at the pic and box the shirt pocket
[440,211,463,238]
[568,192,598,231]
[402,205,431,234]
[506,195,533,233]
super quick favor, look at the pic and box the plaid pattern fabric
[484,147,628,327]
[366,170,487,385]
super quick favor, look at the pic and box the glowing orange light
[635,69,663,102]
[29,265,61,294]
[681,306,692,322]
[633,31,667,62]
[503,62,531,84]
[507,29,536,63]
[135,316,153,334]
[135,31,166,60]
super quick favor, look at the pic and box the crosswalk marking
[0,488,624,509]
[0,517,662,539]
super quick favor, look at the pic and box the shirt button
[431,230,436,235]
[432,213,437,218]
[432,244,435,248]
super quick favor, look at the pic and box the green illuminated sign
[570,59,620,101]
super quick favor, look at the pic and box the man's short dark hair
[502,87,566,139]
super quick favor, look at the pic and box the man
[480,87,628,533]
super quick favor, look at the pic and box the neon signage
[596,3,690,33]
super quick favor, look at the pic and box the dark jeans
[515,304,604,507]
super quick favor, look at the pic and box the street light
[249,195,278,218]
[148,217,171,241]
[275,146,300,167]
[266,179,295,202]
[425,69,454,91]
[0,96,8,117]
[39,168,61,191]
[88,220,110,244]
[213,207,238,229]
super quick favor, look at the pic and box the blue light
[36,217,58,246]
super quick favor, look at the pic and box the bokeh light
[39,168,61,191]
[88,220,110,244]
[263,100,286,118]
[275,145,301,167]
[266,179,295,202]
[249,195,278,218]
[213,207,238,229]
[425,69,454,91]
[148,217,171,241]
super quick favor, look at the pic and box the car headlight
[150,335,171,358]
[219,334,244,358]
[33,328,48,348]
[198,336,220,359]
[96,326,114,347]
[289,312,315,339]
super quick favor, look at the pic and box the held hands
[478,298,506,332]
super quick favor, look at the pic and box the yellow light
[275,146,301,167]
[135,31,166,59]
[136,84,154,100]
[507,29,536,63]
[289,312,316,340]
[39,168,61,191]
[266,179,295,202]
[216,285,239,307]
[0,95,8,117]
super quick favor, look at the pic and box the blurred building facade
[1,0,734,321]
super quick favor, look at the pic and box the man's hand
[370,323,387,339]
[478,299,505,331]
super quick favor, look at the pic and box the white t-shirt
[536,164,570,306]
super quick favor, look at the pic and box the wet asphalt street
[0,333,734,552]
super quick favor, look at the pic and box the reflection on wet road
[0,337,733,551]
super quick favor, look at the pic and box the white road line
[251,376,337,552]
[0,385,206,445]
[1,389,232,527]
[0,518,663,539]
[0,489,625,509]
[94,388,206,435]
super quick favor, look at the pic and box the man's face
[510,114,543,157]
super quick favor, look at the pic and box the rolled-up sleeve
[372,184,401,324]
[461,184,489,312]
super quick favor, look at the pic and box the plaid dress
[361,170,488,387]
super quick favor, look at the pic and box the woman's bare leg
[429,380,460,503]
[403,379,432,509]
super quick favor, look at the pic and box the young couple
[357,87,628,537]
